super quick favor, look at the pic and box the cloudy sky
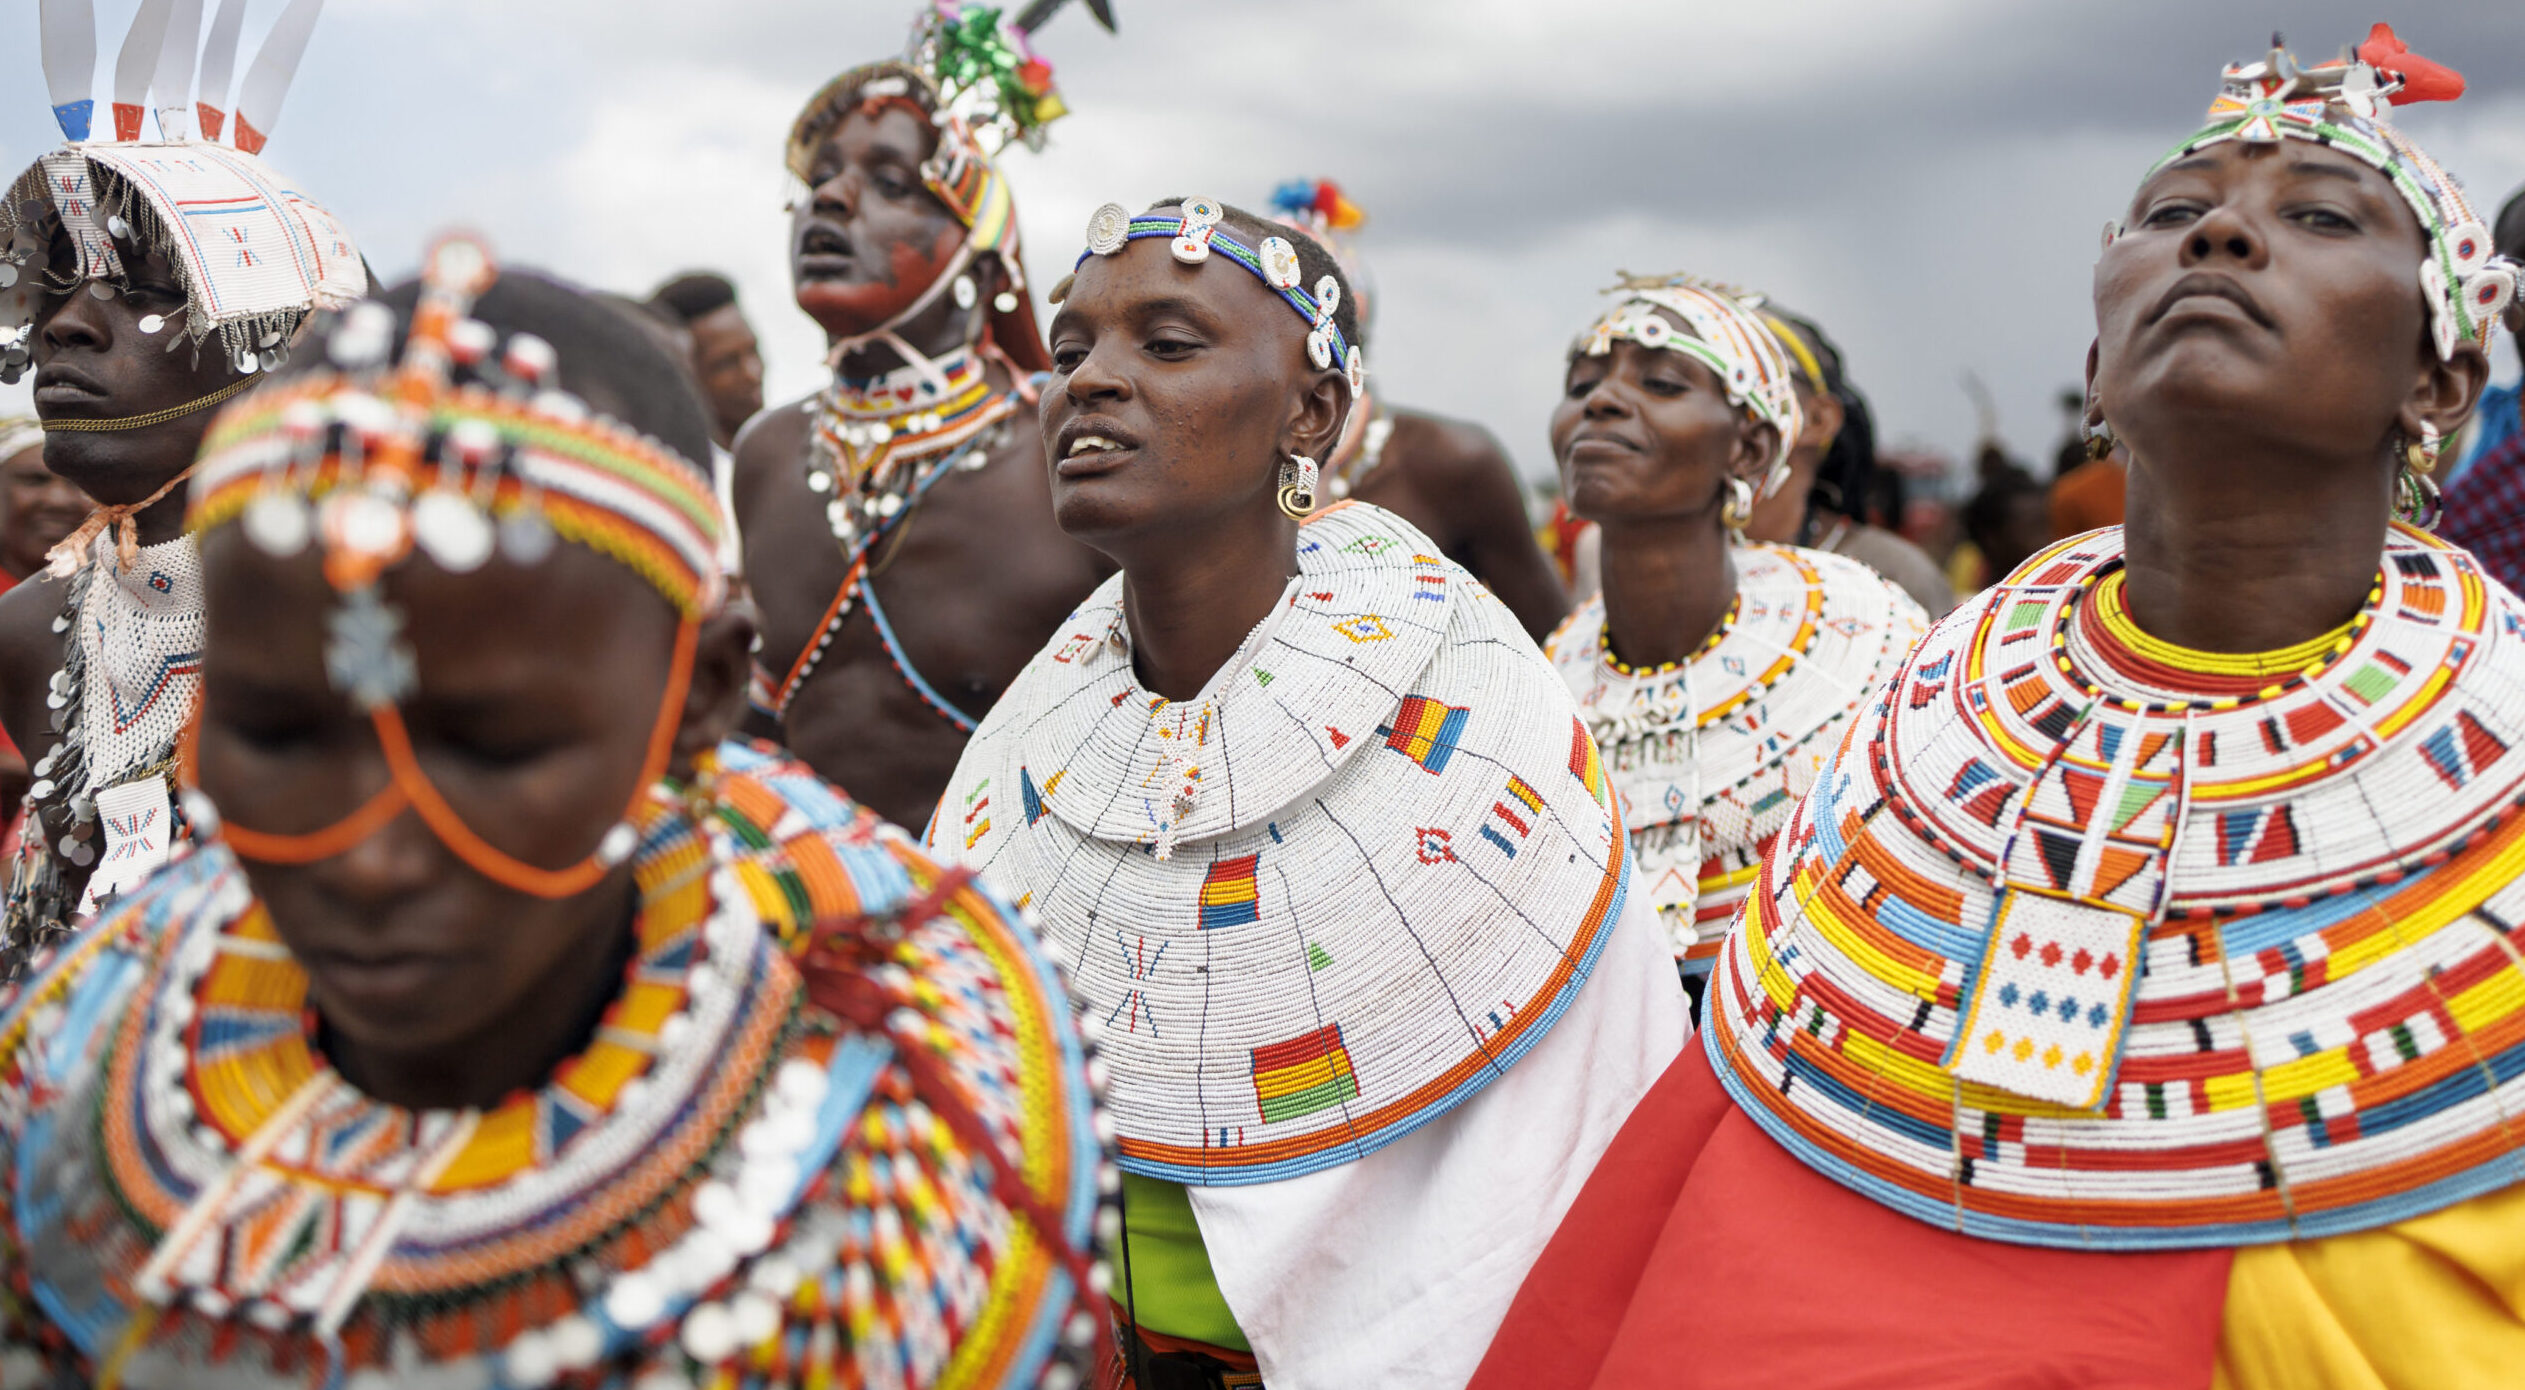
[7,1,2524,490]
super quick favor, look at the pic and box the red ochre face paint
[796,223,964,339]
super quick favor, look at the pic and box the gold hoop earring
[2404,421,2443,476]
[1720,475,1754,536]
[2084,420,2116,463]
[1278,453,1319,519]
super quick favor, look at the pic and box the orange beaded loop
[208,617,698,897]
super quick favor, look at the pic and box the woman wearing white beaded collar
[933,196,1685,1390]
[1543,274,1929,1010]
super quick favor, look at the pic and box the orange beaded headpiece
[184,233,723,898]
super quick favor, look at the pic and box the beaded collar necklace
[1599,593,1740,679]
[2062,562,2377,710]
[804,343,1023,551]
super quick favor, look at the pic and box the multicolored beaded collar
[2131,24,2519,360]
[0,741,1111,1387]
[1709,525,2525,1248]
[1072,198,1369,400]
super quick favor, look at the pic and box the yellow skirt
[2219,1181,2525,1389]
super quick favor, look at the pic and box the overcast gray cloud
[6,1,2523,488]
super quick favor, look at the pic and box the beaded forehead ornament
[2126,23,2519,361]
[185,233,726,899]
[1,0,365,386]
[1073,197,1370,398]
[1574,272,1805,481]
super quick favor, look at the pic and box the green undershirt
[1118,1172,1252,1352]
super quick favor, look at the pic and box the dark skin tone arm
[737,100,1108,831]
[1345,410,1568,640]
[2091,140,2485,652]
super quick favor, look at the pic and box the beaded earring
[1279,454,1319,519]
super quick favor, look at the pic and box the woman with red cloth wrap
[1473,26,2525,1390]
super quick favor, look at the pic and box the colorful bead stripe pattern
[0,741,1100,1386]
[938,502,1627,1184]
[1546,544,1926,973]
[1708,525,2525,1248]
[193,378,725,619]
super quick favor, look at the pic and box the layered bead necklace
[772,347,1025,715]
[802,344,1020,552]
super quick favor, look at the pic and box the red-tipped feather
[2358,22,2465,105]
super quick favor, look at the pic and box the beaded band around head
[1072,197,1370,399]
[2129,23,2519,360]
[1573,272,1805,482]
[185,232,724,900]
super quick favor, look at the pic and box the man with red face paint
[1470,28,2525,1390]
[733,4,1113,832]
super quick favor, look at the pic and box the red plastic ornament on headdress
[2357,22,2464,105]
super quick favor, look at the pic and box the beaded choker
[2082,565,2369,695]
[804,344,1021,550]
[1599,594,1739,678]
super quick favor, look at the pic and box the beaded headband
[1072,198,1369,397]
[185,233,720,900]
[2128,24,2518,360]
[1573,273,1805,479]
[190,234,725,692]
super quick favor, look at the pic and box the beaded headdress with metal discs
[185,233,726,899]
[2124,24,2519,363]
[1,0,366,388]
[1574,272,1806,485]
[1071,197,1368,513]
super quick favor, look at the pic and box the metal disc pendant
[498,511,557,565]
[241,493,313,557]
[413,490,495,573]
[136,313,164,335]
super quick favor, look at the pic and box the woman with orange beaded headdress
[0,236,1110,1389]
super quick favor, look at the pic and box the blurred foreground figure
[1268,178,1569,639]
[1473,27,2525,1390]
[735,2,1112,831]
[0,239,1109,1388]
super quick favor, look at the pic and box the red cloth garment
[1469,1041,2233,1390]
